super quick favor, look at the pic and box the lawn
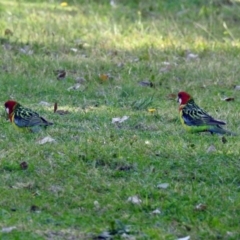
[1,0,240,239]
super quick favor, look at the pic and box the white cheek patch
[178,98,182,104]
[5,108,9,114]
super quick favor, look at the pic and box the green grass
[1,0,240,239]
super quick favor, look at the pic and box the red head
[4,100,18,118]
[178,92,193,105]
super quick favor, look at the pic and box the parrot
[177,91,235,135]
[4,100,53,132]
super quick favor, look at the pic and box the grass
[1,0,240,239]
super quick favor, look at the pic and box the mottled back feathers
[5,100,53,132]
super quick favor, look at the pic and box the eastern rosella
[178,91,235,135]
[4,100,53,132]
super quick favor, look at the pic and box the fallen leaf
[117,164,134,171]
[221,97,234,102]
[132,58,139,62]
[194,203,207,211]
[3,43,12,51]
[1,226,16,233]
[178,236,190,240]
[97,231,112,239]
[12,182,34,189]
[226,231,235,237]
[117,63,124,68]
[157,183,169,189]
[19,46,33,55]
[222,136,227,144]
[54,102,70,115]
[110,0,116,7]
[186,51,198,61]
[167,93,177,100]
[148,108,156,113]
[39,101,51,106]
[54,70,66,80]
[54,102,57,113]
[49,185,64,194]
[37,136,56,145]
[70,48,78,52]
[127,196,142,204]
[112,116,129,124]
[159,62,177,72]
[99,73,110,82]
[30,205,40,212]
[138,80,154,87]
[94,200,100,210]
[67,83,81,91]
[4,29,13,36]
[108,50,118,56]
[60,2,68,7]
[234,85,240,90]
[188,143,195,148]
[20,161,28,170]
[56,110,70,115]
[162,61,171,65]
[152,208,161,215]
[75,77,86,83]
[207,145,216,153]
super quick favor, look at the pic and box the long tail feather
[210,127,237,136]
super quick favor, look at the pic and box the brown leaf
[54,70,66,80]
[54,102,57,113]
[221,97,234,102]
[99,73,110,82]
[5,29,13,36]
[108,50,118,56]
[55,110,70,115]
[194,203,207,211]
[20,161,28,170]
[167,93,177,100]
[54,102,70,115]
[188,143,195,148]
[148,108,156,113]
[222,136,227,144]
[30,205,39,212]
